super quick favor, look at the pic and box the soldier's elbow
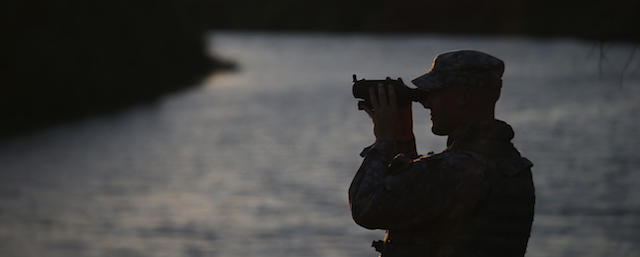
[351,211,380,230]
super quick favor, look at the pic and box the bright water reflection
[0,32,639,257]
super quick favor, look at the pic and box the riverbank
[0,0,234,139]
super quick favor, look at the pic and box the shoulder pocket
[383,154,442,196]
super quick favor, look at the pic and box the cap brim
[411,73,447,90]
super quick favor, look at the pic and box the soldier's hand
[358,83,398,142]
[358,78,415,143]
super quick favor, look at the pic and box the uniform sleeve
[349,147,489,230]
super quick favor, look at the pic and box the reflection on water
[1,32,639,257]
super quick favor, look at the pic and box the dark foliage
[200,0,640,41]
[0,0,228,138]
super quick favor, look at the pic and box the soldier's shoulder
[417,149,482,166]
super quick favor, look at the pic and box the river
[1,31,639,257]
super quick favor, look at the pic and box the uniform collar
[446,120,515,149]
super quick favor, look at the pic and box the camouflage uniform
[349,120,535,257]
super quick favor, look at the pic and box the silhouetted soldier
[350,50,535,257]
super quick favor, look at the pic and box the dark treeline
[1,0,638,139]
[0,0,229,139]
[200,0,640,41]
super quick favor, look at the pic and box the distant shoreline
[0,1,233,140]
[199,0,640,42]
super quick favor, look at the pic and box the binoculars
[352,74,429,108]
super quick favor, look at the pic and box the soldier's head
[412,50,504,136]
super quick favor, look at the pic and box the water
[1,32,639,257]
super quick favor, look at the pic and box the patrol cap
[411,50,505,90]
